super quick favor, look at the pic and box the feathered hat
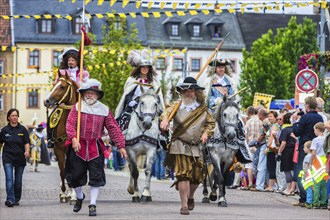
[127,49,153,67]
[176,77,205,92]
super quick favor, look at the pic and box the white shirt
[68,67,78,81]
[215,75,227,86]
[310,136,326,156]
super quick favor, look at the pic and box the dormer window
[171,24,179,36]
[206,17,225,39]
[184,17,203,39]
[72,9,91,34]
[40,19,53,33]
[37,13,55,34]
[162,17,182,39]
[193,25,201,37]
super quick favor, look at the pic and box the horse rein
[57,77,74,107]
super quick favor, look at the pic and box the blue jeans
[112,148,126,171]
[306,186,313,204]
[3,163,25,203]
[256,144,267,190]
[153,149,166,180]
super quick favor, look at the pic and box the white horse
[205,96,252,207]
[125,87,162,202]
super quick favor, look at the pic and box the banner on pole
[253,93,274,110]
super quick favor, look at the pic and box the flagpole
[76,1,86,142]
[167,33,230,122]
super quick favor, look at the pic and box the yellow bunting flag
[165,11,172,17]
[228,8,235,13]
[177,11,185,16]
[202,10,210,15]
[185,3,189,10]
[195,3,201,9]
[95,14,103,19]
[189,10,198,16]
[160,2,165,9]
[136,1,141,8]
[2,46,7,52]
[118,13,126,18]
[122,0,129,8]
[55,14,61,18]
[13,15,20,19]
[2,15,10,19]
[110,0,116,7]
[152,12,161,18]
[147,2,153,9]
[129,13,136,18]
[253,93,274,110]
[321,1,327,8]
[65,15,72,20]
[106,13,115,18]
[97,0,104,6]
[33,15,41,19]
[173,3,178,10]
[85,0,91,5]
[141,12,149,18]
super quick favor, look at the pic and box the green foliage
[239,16,318,108]
[83,17,142,112]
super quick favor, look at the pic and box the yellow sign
[253,93,274,110]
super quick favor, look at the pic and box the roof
[13,0,147,45]
[236,13,320,51]
[144,11,245,50]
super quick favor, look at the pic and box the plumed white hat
[78,78,104,100]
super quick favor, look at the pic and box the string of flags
[0,1,328,20]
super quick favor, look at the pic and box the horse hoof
[70,200,77,205]
[132,196,140,203]
[202,197,210,203]
[209,193,217,202]
[127,187,134,195]
[141,195,152,203]
[218,201,228,207]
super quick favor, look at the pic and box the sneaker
[319,204,327,209]
[312,204,320,209]
[305,203,312,209]
[293,202,305,207]
[88,205,97,216]
[5,200,14,207]
[73,193,85,213]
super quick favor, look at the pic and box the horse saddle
[49,108,63,129]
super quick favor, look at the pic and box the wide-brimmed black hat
[36,124,44,131]
[176,77,205,92]
[78,79,104,100]
[208,59,229,67]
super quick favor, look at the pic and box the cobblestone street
[0,162,329,220]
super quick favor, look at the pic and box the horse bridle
[56,77,74,108]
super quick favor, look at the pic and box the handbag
[292,141,299,164]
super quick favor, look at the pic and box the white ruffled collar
[179,101,200,112]
[77,100,109,116]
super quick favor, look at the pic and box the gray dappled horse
[204,95,248,207]
[43,72,77,204]
[125,87,162,202]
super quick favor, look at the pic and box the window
[29,50,39,67]
[191,59,201,71]
[214,26,221,38]
[114,20,122,30]
[28,89,39,108]
[40,19,53,33]
[155,58,165,70]
[0,60,3,77]
[53,50,63,67]
[192,25,201,37]
[173,58,183,70]
[0,94,3,111]
[73,17,90,34]
[229,59,237,73]
[171,24,179,36]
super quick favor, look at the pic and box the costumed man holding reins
[160,77,215,215]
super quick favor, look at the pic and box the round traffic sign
[295,69,318,93]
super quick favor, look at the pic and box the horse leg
[54,146,68,203]
[141,148,156,202]
[127,150,140,202]
[202,176,210,203]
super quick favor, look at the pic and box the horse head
[44,71,78,108]
[216,95,240,142]
[136,86,161,130]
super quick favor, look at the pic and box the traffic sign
[295,69,318,93]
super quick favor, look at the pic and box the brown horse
[44,72,78,204]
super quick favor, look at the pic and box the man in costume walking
[65,78,126,217]
[160,77,215,215]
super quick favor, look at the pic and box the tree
[239,16,318,108]
[83,17,142,112]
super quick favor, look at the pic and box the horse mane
[215,96,239,123]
